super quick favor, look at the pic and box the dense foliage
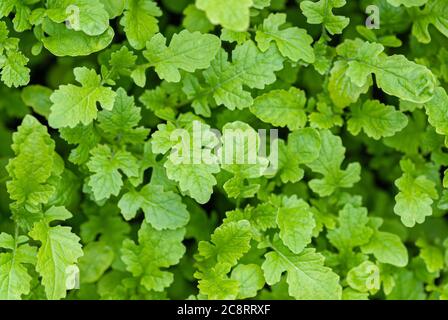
[1,0,448,300]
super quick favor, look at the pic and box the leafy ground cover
[1,0,448,300]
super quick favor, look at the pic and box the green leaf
[394,160,438,227]
[342,288,369,300]
[159,121,221,204]
[80,205,130,257]
[307,130,361,196]
[277,196,315,254]
[41,19,114,57]
[78,241,114,283]
[255,13,315,63]
[6,116,60,221]
[198,220,252,267]
[120,0,162,50]
[412,0,448,43]
[355,26,402,48]
[182,4,214,33]
[196,0,253,31]
[196,263,240,300]
[97,88,149,144]
[29,206,83,300]
[300,0,350,35]
[86,145,139,201]
[186,41,284,111]
[277,128,321,183]
[250,88,307,130]
[335,39,436,104]
[342,39,384,88]
[104,46,137,83]
[387,269,425,300]
[118,184,189,230]
[0,20,29,88]
[383,114,425,154]
[0,233,36,300]
[121,223,185,291]
[220,28,250,44]
[219,121,269,199]
[59,124,101,165]
[0,51,29,87]
[224,203,278,233]
[141,31,221,82]
[374,55,435,103]
[99,0,125,18]
[327,204,373,251]
[97,270,165,299]
[230,264,265,299]
[347,100,408,140]
[328,60,371,109]
[362,231,408,267]
[1,0,447,302]
[416,238,444,273]
[0,0,32,32]
[46,0,110,36]
[21,85,52,117]
[139,81,186,119]
[150,121,178,154]
[262,236,342,300]
[49,67,116,128]
[424,87,448,136]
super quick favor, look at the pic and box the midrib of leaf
[270,244,329,293]
[40,227,61,300]
[6,225,19,299]
[262,30,296,45]
[343,56,421,96]
[354,111,399,125]
[260,30,312,61]
[343,57,400,79]
[322,0,330,26]
[63,85,99,116]
[202,56,276,100]
[147,43,212,66]
[255,102,302,112]
[47,234,57,299]
[153,234,164,271]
